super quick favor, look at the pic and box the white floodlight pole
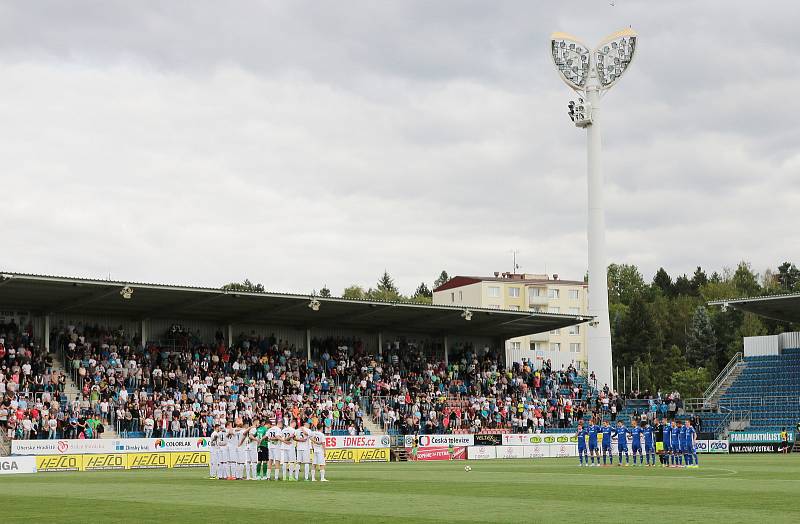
[550,29,638,391]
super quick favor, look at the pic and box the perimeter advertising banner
[502,433,577,446]
[0,456,37,475]
[730,444,791,454]
[466,443,578,459]
[729,431,794,444]
[324,435,391,449]
[12,438,211,456]
[412,446,467,461]
[33,452,210,471]
[467,446,497,460]
[403,434,474,448]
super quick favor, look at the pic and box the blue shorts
[671,443,681,452]
[578,446,587,454]
[645,444,655,453]
[602,444,611,451]
[589,443,598,451]
[617,446,628,452]
[632,445,641,452]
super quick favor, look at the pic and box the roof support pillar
[306,329,311,361]
[141,320,148,349]
[227,325,233,348]
[444,335,449,365]
[44,315,50,352]
[378,331,383,356]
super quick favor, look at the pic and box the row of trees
[336,270,451,304]
[609,261,799,397]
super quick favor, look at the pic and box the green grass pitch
[2,455,799,523]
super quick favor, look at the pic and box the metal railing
[718,395,800,410]
[703,351,743,401]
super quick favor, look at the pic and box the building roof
[433,275,586,293]
[708,293,800,324]
[0,272,589,339]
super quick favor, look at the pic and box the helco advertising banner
[34,452,210,472]
[323,448,389,463]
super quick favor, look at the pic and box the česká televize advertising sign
[403,434,474,448]
[729,431,794,444]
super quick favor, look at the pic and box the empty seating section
[717,348,800,431]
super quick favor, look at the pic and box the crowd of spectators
[368,348,599,435]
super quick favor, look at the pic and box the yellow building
[432,273,588,370]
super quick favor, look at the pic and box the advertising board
[467,446,497,460]
[403,434,474,448]
[12,437,210,456]
[325,435,390,449]
[412,446,466,461]
[0,456,37,475]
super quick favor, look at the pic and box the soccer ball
[464,465,472,472]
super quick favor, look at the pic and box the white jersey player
[310,425,327,481]
[209,424,222,480]
[266,420,283,481]
[295,421,312,481]
[280,421,297,481]
[243,423,259,480]
[223,423,238,480]
[234,425,247,479]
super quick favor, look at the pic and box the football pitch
[2,455,799,523]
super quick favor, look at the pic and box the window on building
[450,292,455,302]
[510,341,521,351]
[489,304,501,309]
[569,289,580,300]
[568,307,580,315]
[508,287,520,298]
[529,306,542,312]
[550,343,561,352]
[459,290,463,301]
[550,329,561,335]
[570,343,581,352]
[548,288,560,299]
[488,286,500,298]
[532,342,545,352]
[548,307,560,314]
[529,287,543,298]
[510,305,521,311]
[569,325,580,335]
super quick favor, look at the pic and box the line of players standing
[208,417,328,482]
[576,417,699,468]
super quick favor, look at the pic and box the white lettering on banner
[467,446,497,460]
[521,445,547,458]
[488,444,579,459]
[497,446,525,459]
[324,435,390,449]
[707,440,729,453]
[11,438,211,456]
[404,435,474,448]
[0,456,37,475]
[501,433,577,446]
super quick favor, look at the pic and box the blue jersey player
[613,421,630,465]
[587,421,601,466]
[601,421,613,465]
[684,420,698,467]
[576,423,588,466]
[630,423,643,465]
[643,423,655,466]
[661,418,671,467]
[670,421,681,466]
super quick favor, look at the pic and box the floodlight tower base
[585,86,614,391]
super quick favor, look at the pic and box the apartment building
[432,272,588,370]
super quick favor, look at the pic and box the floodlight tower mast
[550,29,638,391]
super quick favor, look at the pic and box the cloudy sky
[1,1,798,295]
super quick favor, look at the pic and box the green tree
[732,261,760,297]
[686,306,717,367]
[777,262,800,292]
[690,266,708,293]
[433,270,450,290]
[221,279,265,292]
[652,267,673,296]
[342,285,366,300]
[673,274,693,296]
[414,282,432,298]
[607,263,646,305]
[668,367,710,399]
[319,286,331,297]
[367,271,404,301]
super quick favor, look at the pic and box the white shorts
[296,448,311,464]
[237,447,247,462]
[281,447,296,463]
[221,446,231,462]
[248,447,258,463]
[268,446,280,462]
[312,448,326,466]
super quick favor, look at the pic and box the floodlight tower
[550,28,638,390]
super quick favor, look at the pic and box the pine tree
[686,306,717,367]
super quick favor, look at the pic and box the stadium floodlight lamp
[461,309,473,321]
[550,27,637,391]
[308,298,321,311]
[120,286,133,299]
